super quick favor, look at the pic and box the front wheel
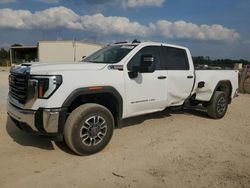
[64,103,114,155]
[207,91,228,119]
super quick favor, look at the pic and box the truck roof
[112,41,188,50]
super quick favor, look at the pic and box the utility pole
[9,47,13,66]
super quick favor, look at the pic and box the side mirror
[128,68,139,79]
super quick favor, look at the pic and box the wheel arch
[62,86,123,128]
[211,80,233,104]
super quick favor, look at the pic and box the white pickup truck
[8,41,238,155]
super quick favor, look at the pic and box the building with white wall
[10,40,103,64]
[38,41,102,63]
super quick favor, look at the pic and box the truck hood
[12,62,107,75]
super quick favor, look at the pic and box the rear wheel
[64,103,114,155]
[207,91,228,119]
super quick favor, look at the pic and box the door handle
[187,75,194,79]
[158,76,167,80]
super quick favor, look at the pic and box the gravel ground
[0,69,250,188]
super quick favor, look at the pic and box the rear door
[161,46,194,106]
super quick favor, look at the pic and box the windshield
[83,45,136,64]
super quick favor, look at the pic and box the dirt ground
[0,68,250,188]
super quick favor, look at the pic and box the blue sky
[0,0,249,60]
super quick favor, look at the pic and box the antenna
[132,39,141,43]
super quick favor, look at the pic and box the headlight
[31,75,62,99]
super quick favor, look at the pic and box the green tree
[0,48,10,66]
[0,48,9,59]
[193,56,250,69]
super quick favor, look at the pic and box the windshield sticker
[121,46,135,50]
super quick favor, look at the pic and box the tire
[207,91,228,119]
[64,103,114,155]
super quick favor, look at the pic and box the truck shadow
[6,117,54,150]
[6,106,208,153]
[122,109,172,128]
[122,106,209,128]
[6,116,78,155]
[181,105,209,118]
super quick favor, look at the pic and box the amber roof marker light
[88,86,103,90]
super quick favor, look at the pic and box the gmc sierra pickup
[8,41,238,155]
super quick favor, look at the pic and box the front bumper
[7,102,67,138]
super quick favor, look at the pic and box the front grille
[9,73,28,104]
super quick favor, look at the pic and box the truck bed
[193,70,238,102]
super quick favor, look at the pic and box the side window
[162,47,189,70]
[127,46,162,71]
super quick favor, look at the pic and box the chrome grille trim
[9,73,28,104]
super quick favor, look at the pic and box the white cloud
[38,0,59,4]
[28,6,83,30]
[81,14,151,36]
[152,20,240,42]
[0,6,240,42]
[71,0,165,8]
[0,0,16,4]
[0,9,31,29]
[121,0,165,8]
[0,7,83,30]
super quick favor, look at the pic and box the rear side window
[162,47,189,70]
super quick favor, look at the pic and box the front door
[124,45,168,118]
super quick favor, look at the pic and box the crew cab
[7,41,238,155]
